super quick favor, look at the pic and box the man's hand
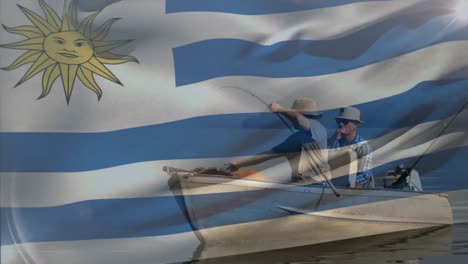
[354,183,364,189]
[333,129,343,141]
[225,161,241,171]
[268,103,283,113]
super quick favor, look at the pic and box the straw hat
[291,97,322,118]
[335,106,364,123]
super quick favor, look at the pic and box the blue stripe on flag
[1,80,467,172]
[2,146,468,245]
[1,196,192,245]
[166,0,389,15]
[174,16,467,86]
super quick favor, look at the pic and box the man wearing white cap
[329,106,374,188]
[226,97,331,184]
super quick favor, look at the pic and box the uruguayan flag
[1,0,468,263]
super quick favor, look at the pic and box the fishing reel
[384,164,412,189]
[384,164,423,191]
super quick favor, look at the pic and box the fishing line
[221,86,294,134]
[410,97,467,170]
[394,97,468,188]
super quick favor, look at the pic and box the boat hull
[169,174,453,259]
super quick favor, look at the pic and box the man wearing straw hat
[329,106,374,188]
[226,97,331,184]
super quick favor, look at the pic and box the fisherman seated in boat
[226,97,331,184]
[328,106,374,189]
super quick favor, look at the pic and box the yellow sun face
[44,31,93,64]
[0,0,138,104]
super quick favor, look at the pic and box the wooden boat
[164,152,453,259]
[193,226,453,264]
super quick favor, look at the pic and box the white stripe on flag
[180,41,468,112]
[0,232,198,264]
[162,0,427,45]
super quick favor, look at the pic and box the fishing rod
[221,86,294,134]
[393,97,468,187]
[221,85,341,197]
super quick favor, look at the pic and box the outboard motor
[384,164,423,191]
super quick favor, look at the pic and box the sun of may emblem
[1,0,138,103]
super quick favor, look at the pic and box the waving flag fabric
[1,0,467,263]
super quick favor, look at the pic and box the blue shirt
[272,120,330,180]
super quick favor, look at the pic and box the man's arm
[328,130,342,149]
[269,103,310,131]
[355,142,373,185]
[225,151,282,171]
